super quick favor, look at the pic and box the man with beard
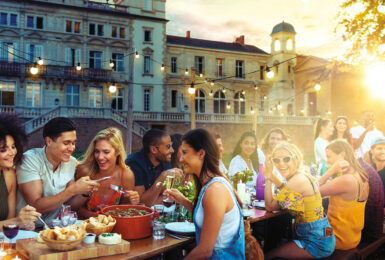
[370,138,385,210]
[126,128,182,206]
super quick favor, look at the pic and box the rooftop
[271,22,296,35]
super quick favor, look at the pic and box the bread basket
[85,219,116,236]
[41,233,85,251]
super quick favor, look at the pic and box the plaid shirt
[359,159,385,241]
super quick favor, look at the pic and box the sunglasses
[271,156,293,164]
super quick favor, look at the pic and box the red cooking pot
[101,205,155,240]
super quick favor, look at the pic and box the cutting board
[16,238,130,260]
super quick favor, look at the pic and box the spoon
[38,216,49,230]
[110,184,127,194]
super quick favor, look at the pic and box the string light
[135,51,139,58]
[76,62,82,71]
[30,63,38,75]
[109,82,117,93]
[199,73,203,77]
[222,88,226,93]
[240,97,244,102]
[277,102,282,110]
[37,57,44,65]
[241,89,245,95]
[209,90,213,96]
[185,68,189,75]
[254,85,258,90]
[161,64,165,71]
[109,60,115,68]
[188,83,195,94]
[250,107,255,114]
[210,82,214,86]
[264,95,267,100]
[226,102,231,109]
[314,83,321,91]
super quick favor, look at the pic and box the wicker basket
[42,233,85,251]
[85,221,116,236]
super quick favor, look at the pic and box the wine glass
[3,223,19,254]
[163,170,176,207]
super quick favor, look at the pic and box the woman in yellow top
[319,139,369,250]
[264,142,335,259]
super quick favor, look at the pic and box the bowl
[101,205,154,240]
[41,233,85,251]
[85,221,116,236]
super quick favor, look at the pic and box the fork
[38,216,49,230]
[110,184,127,194]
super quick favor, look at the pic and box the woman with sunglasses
[319,139,369,250]
[264,142,335,259]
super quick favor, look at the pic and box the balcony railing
[0,106,318,126]
[0,61,21,76]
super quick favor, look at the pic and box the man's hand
[18,205,41,225]
[124,190,140,205]
[70,176,99,195]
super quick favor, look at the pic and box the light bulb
[199,73,203,77]
[135,51,139,58]
[185,69,189,75]
[277,102,282,110]
[226,102,231,109]
[222,88,226,93]
[209,90,213,96]
[242,89,245,95]
[188,83,195,94]
[109,60,115,68]
[109,84,117,93]
[250,107,255,114]
[76,63,82,71]
[37,57,44,65]
[30,63,38,75]
[161,64,165,71]
[210,82,214,86]
[314,83,321,91]
[267,70,275,79]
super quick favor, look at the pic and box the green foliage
[337,0,385,64]
[229,169,254,185]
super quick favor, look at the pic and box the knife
[167,233,183,240]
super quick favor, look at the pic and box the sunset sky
[166,0,346,59]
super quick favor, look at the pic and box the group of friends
[0,111,384,259]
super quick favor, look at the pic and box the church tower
[268,22,297,115]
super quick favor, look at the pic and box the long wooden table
[244,208,289,223]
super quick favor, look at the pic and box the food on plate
[40,224,86,241]
[104,207,150,217]
[98,233,122,245]
[85,214,116,228]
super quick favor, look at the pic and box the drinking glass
[3,223,19,254]
[68,211,78,225]
[0,234,5,257]
[154,204,164,220]
[163,170,176,207]
[152,220,165,240]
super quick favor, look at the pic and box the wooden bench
[355,235,385,259]
[320,249,357,260]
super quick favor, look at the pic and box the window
[286,38,293,50]
[0,13,7,25]
[89,51,102,69]
[194,56,204,74]
[274,39,280,51]
[0,81,15,105]
[66,21,80,33]
[66,85,80,106]
[260,66,264,80]
[26,16,43,29]
[111,87,124,110]
[171,90,177,108]
[143,0,153,11]
[288,65,291,73]
[65,48,81,66]
[112,53,124,72]
[213,91,226,114]
[119,28,125,38]
[234,92,245,115]
[89,23,103,36]
[0,13,18,26]
[27,44,43,63]
[26,83,40,107]
[112,26,125,38]
[112,26,117,37]
[144,89,151,111]
[171,57,177,73]
[216,58,223,76]
[195,90,205,113]
[144,56,151,74]
[235,60,244,78]
[89,87,103,107]
[144,30,152,42]
[1,42,17,62]
[10,14,17,26]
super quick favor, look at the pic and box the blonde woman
[319,139,369,250]
[75,128,139,219]
[264,142,335,259]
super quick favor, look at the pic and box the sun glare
[365,63,385,100]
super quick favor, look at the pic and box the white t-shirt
[16,147,77,223]
[228,155,257,186]
[350,126,384,158]
[218,159,228,175]
[314,137,329,164]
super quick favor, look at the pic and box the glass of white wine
[163,170,176,207]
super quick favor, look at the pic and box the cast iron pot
[101,205,155,240]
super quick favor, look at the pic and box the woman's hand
[124,190,140,205]
[164,188,186,205]
[264,155,273,178]
[18,205,41,226]
[331,159,350,175]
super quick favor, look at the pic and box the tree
[337,0,385,64]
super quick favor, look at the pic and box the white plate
[0,230,38,241]
[253,200,265,209]
[165,222,195,235]
[151,204,176,213]
[242,209,254,217]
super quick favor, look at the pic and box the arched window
[286,38,293,50]
[274,39,280,51]
[213,91,226,114]
[233,92,245,114]
[195,89,205,113]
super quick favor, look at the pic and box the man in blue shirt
[126,128,182,206]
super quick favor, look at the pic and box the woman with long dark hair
[314,118,333,164]
[0,114,40,230]
[331,116,352,145]
[228,131,259,187]
[165,129,245,259]
[319,139,369,250]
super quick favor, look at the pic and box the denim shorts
[294,217,336,258]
